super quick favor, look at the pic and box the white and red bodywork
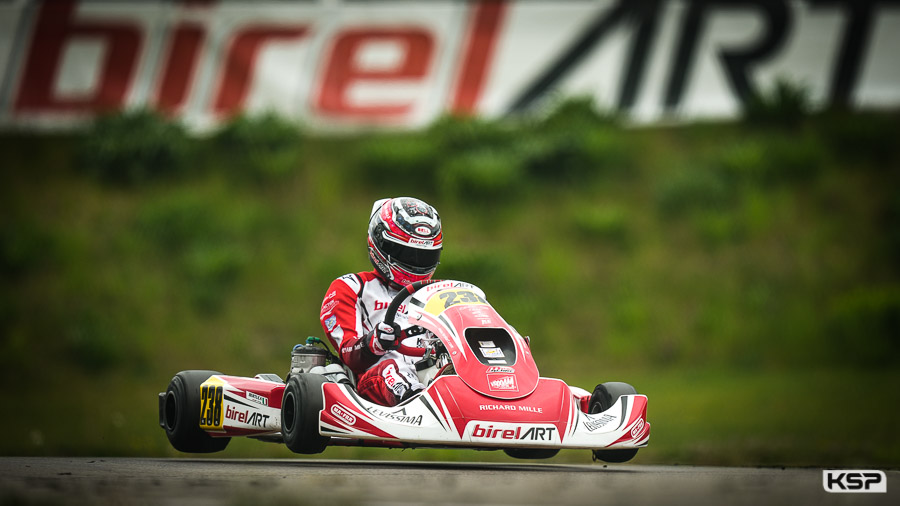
[200,281,650,452]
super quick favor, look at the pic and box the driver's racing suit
[319,270,426,406]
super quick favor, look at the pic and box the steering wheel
[383,280,440,357]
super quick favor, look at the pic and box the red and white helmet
[367,197,442,288]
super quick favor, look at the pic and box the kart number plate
[199,383,224,430]
[425,289,487,315]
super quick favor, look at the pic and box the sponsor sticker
[325,315,337,331]
[330,404,357,426]
[225,405,271,428]
[246,391,268,406]
[408,238,434,247]
[479,404,543,414]
[365,406,425,426]
[487,359,508,365]
[469,422,557,442]
[583,413,616,432]
[479,341,496,347]
[487,366,514,373]
[487,374,518,392]
[480,347,504,358]
[414,225,432,236]
[630,418,645,438]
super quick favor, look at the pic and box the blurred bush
[136,190,263,314]
[78,109,194,186]
[818,110,900,166]
[828,286,900,366]
[571,205,630,248]
[742,78,812,128]
[655,166,733,217]
[438,149,524,200]
[357,132,440,186]
[4,101,899,379]
[209,112,304,184]
[4,99,900,462]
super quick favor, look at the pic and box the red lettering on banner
[450,0,507,115]
[315,28,434,118]
[156,22,205,114]
[15,0,142,113]
[212,26,309,116]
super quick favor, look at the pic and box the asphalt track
[0,457,895,505]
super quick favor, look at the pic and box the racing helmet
[367,197,442,288]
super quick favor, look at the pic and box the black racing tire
[162,370,231,453]
[589,381,639,463]
[503,448,560,460]
[281,373,330,454]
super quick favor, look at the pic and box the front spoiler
[319,376,650,451]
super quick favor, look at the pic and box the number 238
[438,290,486,309]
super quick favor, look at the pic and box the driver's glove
[367,321,401,356]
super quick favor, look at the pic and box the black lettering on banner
[809,0,900,106]
[508,0,900,116]
[665,0,791,110]
[508,0,629,113]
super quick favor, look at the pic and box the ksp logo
[823,470,886,493]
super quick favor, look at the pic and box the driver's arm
[319,275,382,373]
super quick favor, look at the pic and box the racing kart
[159,280,650,461]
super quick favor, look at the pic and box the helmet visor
[378,236,441,275]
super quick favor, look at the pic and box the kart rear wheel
[503,448,560,460]
[589,381,639,463]
[281,373,330,454]
[162,370,231,453]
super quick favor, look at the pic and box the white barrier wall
[1,0,898,130]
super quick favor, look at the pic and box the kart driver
[319,197,442,406]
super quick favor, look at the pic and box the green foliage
[818,110,900,165]
[183,243,249,314]
[716,134,825,186]
[0,220,56,279]
[357,133,440,186]
[539,95,617,131]
[572,205,630,248]
[655,167,733,217]
[828,286,900,366]
[3,107,900,465]
[438,149,523,199]
[64,310,123,373]
[427,115,517,152]
[78,109,193,186]
[523,98,632,183]
[210,112,304,184]
[136,190,262,314]
[765,134,826,183]
[742,78,812,128]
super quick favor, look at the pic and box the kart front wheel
[281,373,330,454]
[590,381,639,463]
[161,370,231,453]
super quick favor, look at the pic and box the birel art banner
[0,0,898,130]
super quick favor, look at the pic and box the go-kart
[159,280,650,461]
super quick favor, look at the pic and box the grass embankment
[1,102,898,466]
